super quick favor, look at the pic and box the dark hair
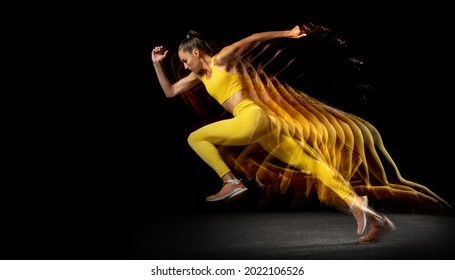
[178,30,216,56]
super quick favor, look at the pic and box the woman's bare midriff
[222,91,247,113]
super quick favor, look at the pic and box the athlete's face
[178,49,201,73]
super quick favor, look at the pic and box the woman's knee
[187,131,198,147]
[187,128,209,147]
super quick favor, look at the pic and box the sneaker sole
[225,187,248,203]
[206,187,248,202]
[358,216,396,244]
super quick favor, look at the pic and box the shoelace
[223,179,242,185]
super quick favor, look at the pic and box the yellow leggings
[187,98,353,200]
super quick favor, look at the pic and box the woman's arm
[214,25,306,66]
[151,46,200,98]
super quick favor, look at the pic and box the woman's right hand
[289,25,307,39]
[151,46,168,63]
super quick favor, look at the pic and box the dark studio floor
[115,201,455,260]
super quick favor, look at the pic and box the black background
[6,2,454,259]
[98,3,454,211]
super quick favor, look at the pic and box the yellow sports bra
[201,58,244,104]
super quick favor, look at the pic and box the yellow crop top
[201,58,244,104]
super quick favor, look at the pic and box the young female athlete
[151,24,395,243]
